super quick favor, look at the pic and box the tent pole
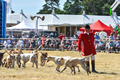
[92,19,94,32]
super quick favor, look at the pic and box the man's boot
[91,60,98,73]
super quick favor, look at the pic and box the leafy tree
[37,0,63,14]
[81,0,96,15]
[63,0,83,14]
[37,0,120,15]
[11,10,15,14]
[82,0,120,15]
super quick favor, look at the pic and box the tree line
[36,0,120,16]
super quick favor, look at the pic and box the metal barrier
[0,38,61,50]
[0,37,120,53]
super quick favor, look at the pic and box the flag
[20,9,27,19]
[110,8,112,16]
[82,10,89,20]
[53,14,59,19]
[84,15,90,20]
[118,28,120,34]
[52,9,59,19]
[21,13,27,19]
[114,25,118,31]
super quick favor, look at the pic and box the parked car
[22,31,35,38]
[39,31,58,38]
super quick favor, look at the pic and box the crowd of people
[95,32,120,53]
[0,31,120,53]
[0,32,78,51]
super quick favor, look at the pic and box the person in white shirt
[22,33,26,39]
[26,34,29,38]
[16,37,24,48]
[3,39,8,49]
[11,34,15,39]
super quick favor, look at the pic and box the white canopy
[7,21,35,31]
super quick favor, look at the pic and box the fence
[0,38,61,50]
[0,38,120,53]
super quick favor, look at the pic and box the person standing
[78,24,98,73]
[94,32,100,44]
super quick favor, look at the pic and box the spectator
[116,34,120,40]
[113,38,120,53]
[45,36,51,48]
[0,39,4,45]
[105,39,110,52]
[30,37,36,49]
[95,39,105,52]
[50,38,56,49]
[73,32,78,39]
[64,37,72,51]
[109,33,115,40]
[115,40,120,52]
[26,33,29,38]
[24,39,30,49]
[58,33,65,41]
[94,32,100,45]
[3,39,7,49]
[59,37,65,51]
[0,39,4,49]
[16,37,24,48]
[56,39,61,49]
[108,39,114,53]
[71,39,78,51]
[11,34,15,41]
[34,33,39,38]
[21,33,26,39]
[37,38,42,47]
[41,35,46,49]
[7,37,13,48]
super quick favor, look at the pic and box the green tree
[82,0,120,15]
[81,0,96,15]
[37,0,63,14]
[63,0,83,14]
[11,10,15,14]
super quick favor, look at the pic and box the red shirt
[41,37,46,45]
[58,35,65,41]
[78,32,96,56]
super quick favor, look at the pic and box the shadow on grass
[97,72,118,75]
[47,65,54,67]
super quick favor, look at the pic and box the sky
[12,0,66,14]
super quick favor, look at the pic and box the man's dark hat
[85,24,90,29]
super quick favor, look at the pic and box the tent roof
[80,20,111,30]
[89,20,111,30]
[7,21,35,30]
[80,20,112,35]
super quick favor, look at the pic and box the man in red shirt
[78,24,98,73]
[58,33,65,41]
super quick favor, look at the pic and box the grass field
[0,50,120,80]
